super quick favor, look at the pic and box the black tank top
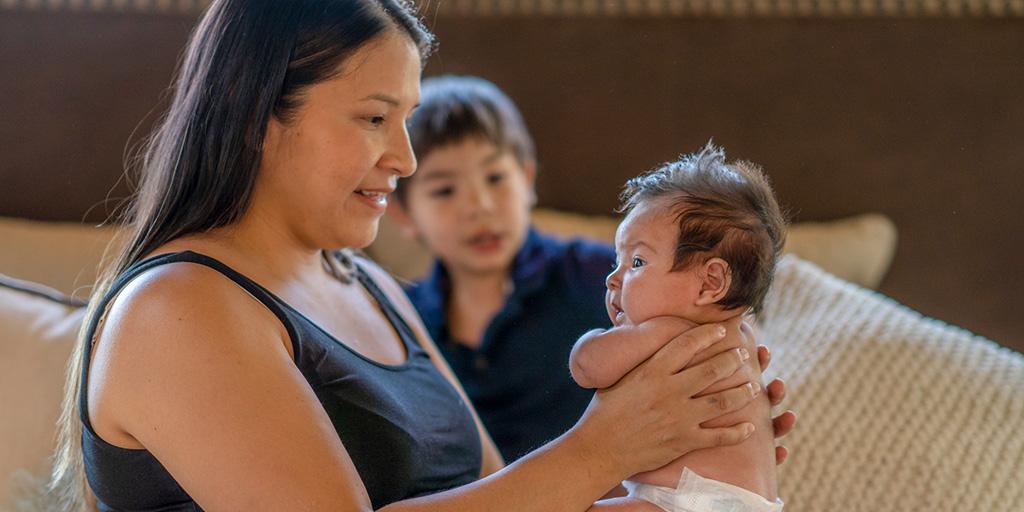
[80,251,482,511]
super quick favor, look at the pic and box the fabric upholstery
[763,256,1023,511]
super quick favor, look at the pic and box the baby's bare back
[628,321,778,501]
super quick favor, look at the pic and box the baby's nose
[605,271,620,289]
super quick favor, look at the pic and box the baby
[570,142,786,512]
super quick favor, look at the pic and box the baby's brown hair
[619,142,787,314]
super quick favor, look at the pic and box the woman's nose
[382,125,417,177]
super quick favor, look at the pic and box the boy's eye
[486,171,505,184]
[631,257,645,268]
[429,186,454,198]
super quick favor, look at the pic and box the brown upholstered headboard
[1,2,1021,350]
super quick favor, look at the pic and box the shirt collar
[417,226,556,338]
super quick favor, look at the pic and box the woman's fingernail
[746,424,756,436]
[717,325,727,337]
[750,382,761,395]
[739,348,750,361]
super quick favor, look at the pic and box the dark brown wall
[1,9,1021,350]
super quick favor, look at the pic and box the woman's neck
[176,206,323,287]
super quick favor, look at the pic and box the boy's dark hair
[397,75,535,202]
[619,142,787,314]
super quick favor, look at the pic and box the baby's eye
[430,186,454,198]
[486,171,505,185]
[631,257,645,268]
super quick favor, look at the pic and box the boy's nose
[464,183,496,216]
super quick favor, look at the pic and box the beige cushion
[764,255,1023,510]
[0,276,84,506]
[368,208,898,288]
[783,213,897,289]
[0,217,119,300]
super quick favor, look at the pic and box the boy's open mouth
[466,230,504,253]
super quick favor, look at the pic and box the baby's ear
[695,257,732,306]
[385,200,419,239]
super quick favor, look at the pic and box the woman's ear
[695,257,732,306]
[385,200,419,239]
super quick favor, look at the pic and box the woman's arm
[90,263,377,511]
[569,317,697,389]
[95,262,759,512]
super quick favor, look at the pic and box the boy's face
[606,198,704,327]
[398,138,536,278]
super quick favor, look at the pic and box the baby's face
[606,198,704,327]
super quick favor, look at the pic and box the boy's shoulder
[530,229,615,284]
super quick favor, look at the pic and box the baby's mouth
[611,304,625,326]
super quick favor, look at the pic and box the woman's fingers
[693,422,756,451]
[692,379,761,423]
[757,345,771,372]
[676,345,750,398]
[775,445,789,465]
[648,323,728,374]
[772,410,797,439]
[766,378,786,407]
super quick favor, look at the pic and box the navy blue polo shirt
[404,227,615,462]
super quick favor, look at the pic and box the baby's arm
[570,316,697,389]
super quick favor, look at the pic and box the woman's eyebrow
[360,93,400,106]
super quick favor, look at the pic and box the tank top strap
[353,262,427,356]
[78,251,298,432]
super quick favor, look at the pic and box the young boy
[391,75,616,462]
[570,143,786,511]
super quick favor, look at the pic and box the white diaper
[623,468,784,512]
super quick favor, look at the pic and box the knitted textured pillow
[0,275,85,507]
[762,255,1023,512]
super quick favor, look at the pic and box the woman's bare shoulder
[93,258,291,374]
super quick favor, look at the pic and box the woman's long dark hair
[48,1,433,509]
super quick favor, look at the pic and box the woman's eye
[486,172,505,185]
[365,115,386,127]
[631,257,645,268]
[430,186,454,198]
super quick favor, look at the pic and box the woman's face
[256,31,422,250]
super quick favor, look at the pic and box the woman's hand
[757,344,797,465]
[572,323,761,481]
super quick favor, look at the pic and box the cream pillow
[784,214,897,289]
[764,255,1023,509]
[0,217,120,300]
[0,276,84,507]
[368,208,898,288]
